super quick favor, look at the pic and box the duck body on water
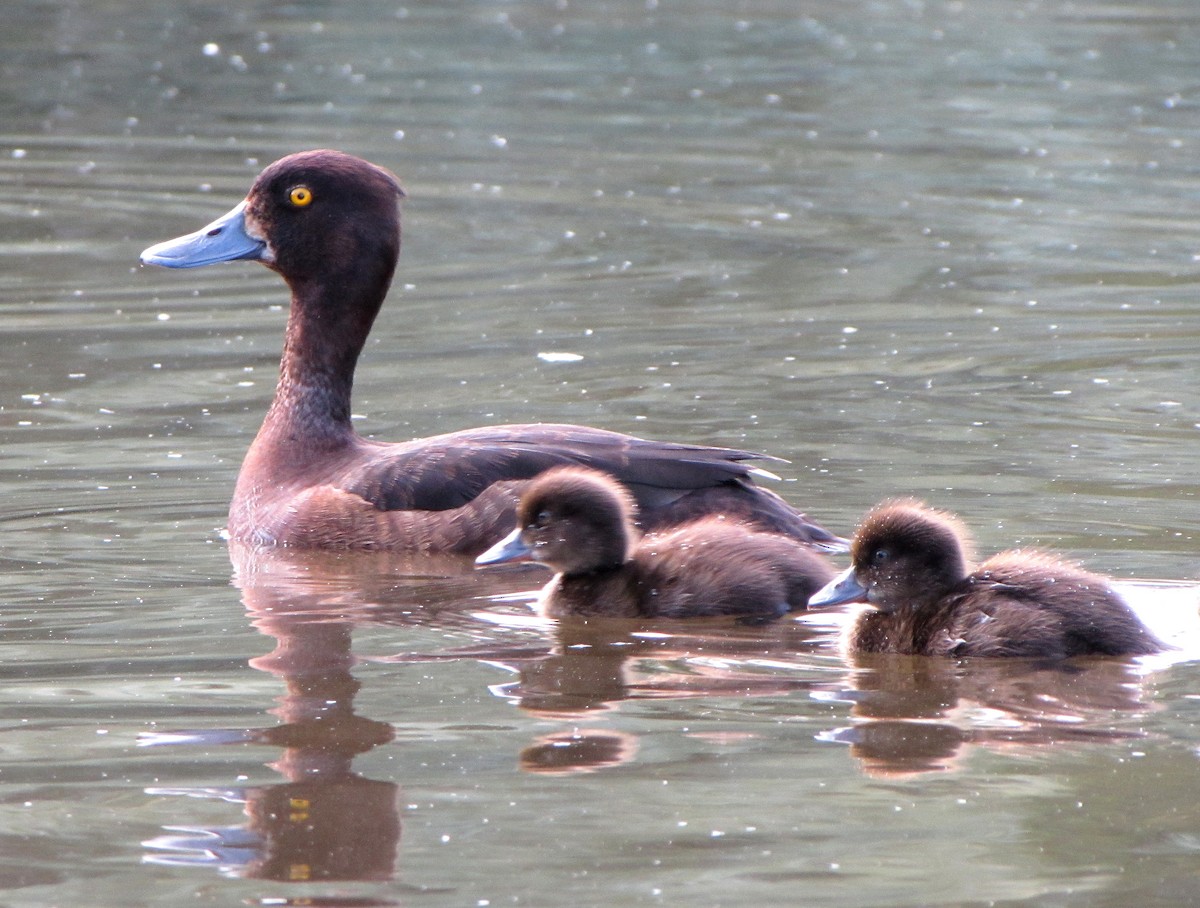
[140,150,844,556]
[477,467,836,619]
[809,500,1165,658]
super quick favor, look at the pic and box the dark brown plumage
[808,499,1164,658]
[476,466,836,619]
[140,150,844,556]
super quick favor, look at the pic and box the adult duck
[140,150,843,555]
[808,499,1163,658]
[476,466,835,619]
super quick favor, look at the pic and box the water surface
[2,1,1199,905]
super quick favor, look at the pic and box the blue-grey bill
[808,565,868,608]
[475,528,533,566]
[140,200,265,268]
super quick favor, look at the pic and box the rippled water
[3,1,1200,905]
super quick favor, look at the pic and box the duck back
[540,519,834,620]
[944,551,1163,658]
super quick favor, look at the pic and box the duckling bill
[809,499,1164,658]
[140,150,844,555]
[476,466,835,620]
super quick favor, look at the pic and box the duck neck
[564,561,626,582]
[259,265,390,452]
[552,567,638,618]
[890,590,961,651]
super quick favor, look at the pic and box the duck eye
[873,548,889,564]
[531,509,552,529]
[288,186,314,207]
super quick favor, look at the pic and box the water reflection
[476,617,835,773]
[232,601,398,883]
[490,619,829,713]
[517,728,641,775]
[139,545,542,884]
[142,557,401,882]
[814,651,1159,777]
[135,543,1189,889]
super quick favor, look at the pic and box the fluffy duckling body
[140,150,843,556]
[808,500,1163,658]
[477,467,835,619]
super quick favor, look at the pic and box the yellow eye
[288,186,313,207]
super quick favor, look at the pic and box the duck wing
[344,423,764,510]
[337,423,843,549]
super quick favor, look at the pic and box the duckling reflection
[491,618,830,714]
[813,651,1157,777]
[480,617,832,773]
[518,729,640,775]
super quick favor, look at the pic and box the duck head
[809,500,972,613]
[140,149,405,289]
[476,467,638,575]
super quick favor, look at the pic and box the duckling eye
[873,548,889,564]
[288,186,314,207]
[532,509,552,529]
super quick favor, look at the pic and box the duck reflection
[814,650,1157,776]
[518,729,641,774]
[241,614,398,883]
[143,544,539,882]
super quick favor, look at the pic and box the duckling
[808,499,1163,658]
[140,150,843,555]
[477,466,835,620]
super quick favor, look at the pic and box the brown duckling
[808,499,1164,658]
[139,150,844,556]
[476,466,836,620]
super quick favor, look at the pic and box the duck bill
[475,528,533,566]
[140,200,267,268]
[808,566,868,608]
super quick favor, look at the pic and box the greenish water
[1,1,1199,905]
